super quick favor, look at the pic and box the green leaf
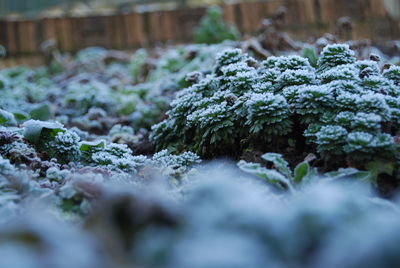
[303,46,318,67]
[366,160,394,176]
[238,160,293,191]
[13,111,30,121]
[326,168,372,182]
[288,138,296,147]
[22,120,65,144]
[29,103,52,121]
[262,153,292,179]
[79,140,105,152]
[0,109,17,126]
[294,161,310,183]
[299,167,319,187]
[366,160,395,184]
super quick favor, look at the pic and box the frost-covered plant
[317,44,356,72]
[81,141,143,173]
[238,153,315,192]
[108,124,138,144]
[152,44,400,174]
[46,130,81,163]
[150,149,201,178]
[152,48,296,156]
[45,167,71,182]
[195,6,240,44]
[238,152,374,193]
[244,93,292,136]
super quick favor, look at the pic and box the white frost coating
[262,55,313,72]
[319,64,359,83]
[277,69,316,87]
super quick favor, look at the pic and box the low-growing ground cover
[1,39,400,267]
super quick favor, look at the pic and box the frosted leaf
[352,113,381,131]
[244,93,291,135]
[360,75,394,93]
[383,65,400,86]
[317,44,356,72]
[356,93,391,121]
[261,55,313,72]
[220,62,255,76]
[46,167,70,182]
[346,132,374,152]
[277,69,316,88]
[319,65,359,84]
[355,60,380,75]
[257,68,281,84]
[295,85,335,122]
[215,48,244,66]
[0,156,15,176]
[326,80,362,95]
[151,150,200,170]
[335,92,359,111]
[316,125,348,156]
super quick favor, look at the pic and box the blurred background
[0,0,399,66]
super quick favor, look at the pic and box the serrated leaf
[237,160,293,191]
[262,153,292,179]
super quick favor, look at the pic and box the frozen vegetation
[0,41,400,267]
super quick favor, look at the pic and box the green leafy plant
[152,45,400,177]
[238,153,317,192]
[195,6,240,44]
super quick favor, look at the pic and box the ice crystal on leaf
[383,65,400,86]
[317,44,356,72]
[244,93,291,135]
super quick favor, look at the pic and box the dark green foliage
[195,6,240,44]
[152,44,400,171]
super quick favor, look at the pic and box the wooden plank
[124,13,145,47]
[114,15,126,49]
[79,16,107,48]
[159,10,174,42]
[296,0,316,24]
[148,11,160,43]
[263,0,286,16]
[352,0,387,20]
[177,7,206,42]
[105,15,126,49]
[17,22,27,53]
[5,21,18,56]
[58,17,74,51]
[222,3,236,25]
[105,15,116,48]
[319,0,358,22]
[239,2,252,33]
[22,21,37,53]
[285,0,301,25]
[42,18,58,41]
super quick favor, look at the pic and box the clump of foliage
[238,152,372,192]
[195,6,240,44]
[152,45,400,177]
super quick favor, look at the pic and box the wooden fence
[0,0,399,58]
